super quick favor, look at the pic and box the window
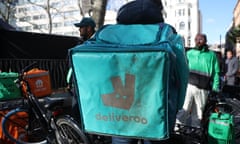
[187,36,191,47]
[179,22,185,30]
[18,7,27,13]
[178,0,185,3]
[53,23,62,27]
[178,9,181,16]
[26,26,32,31]
[39,24,47,29]
[164,0,167,6]
[188,22,191,30]
[33,15,39,20]
[40,15,46,19]
[26,16,31,21]
[33,25,39,29]
[178,9,185,16]
[188,8,191,16]
[19,17,25,21]
[64,21,73,26]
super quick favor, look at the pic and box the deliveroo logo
[101,73,135,110]
[35,79,44,88]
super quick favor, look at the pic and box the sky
[199,0,237,45]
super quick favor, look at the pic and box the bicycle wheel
[55,115,90,144]
[2,108,47,144]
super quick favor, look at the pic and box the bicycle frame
[1,62,89,144]
[26,92,57,140]
[21,74,69,143]
[3,62,65,143]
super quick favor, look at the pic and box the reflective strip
[210,119,230,126]
[25,71,49,78]
[190,70,211,77]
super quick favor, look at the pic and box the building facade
[13,0,91,36]
[12,0,201,47]
[233,0,240,27]
[162,0,201,47]
[233,0,240,57]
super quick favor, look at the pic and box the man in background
[175,33,220,133]
[224,49,239,85]
[68,17,96,120]
[74,17,96,43]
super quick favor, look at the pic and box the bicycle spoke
[56,115,90,144]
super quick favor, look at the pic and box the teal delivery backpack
[69,23,189,140]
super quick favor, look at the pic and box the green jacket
[187,46,220,91]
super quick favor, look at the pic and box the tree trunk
[46,0,52,34]
[91,0,107,30]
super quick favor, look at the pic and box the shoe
[174,124,183,135]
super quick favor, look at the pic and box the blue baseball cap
[74,17,96,28]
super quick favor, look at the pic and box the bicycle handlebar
[14,62,38,89]
[20,61,38,74]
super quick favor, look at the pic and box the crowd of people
[69,0,240,143]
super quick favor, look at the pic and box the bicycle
[174,87,240,144]
[1,62,89,144]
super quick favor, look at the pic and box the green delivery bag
[208,113,235,144]
[69,23,189,140]
[0,72,21,100]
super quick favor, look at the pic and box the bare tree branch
[0,0,16,23]
[77,0,85,16]
[1,0,109,33]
